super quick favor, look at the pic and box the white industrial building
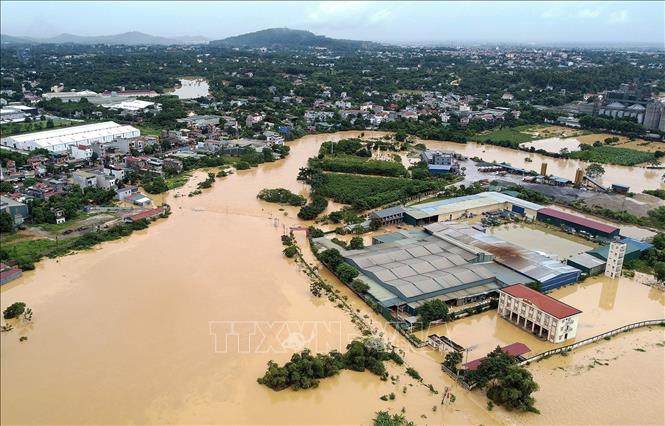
[0,121,140,153]
[498,284,581,343]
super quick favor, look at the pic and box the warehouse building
[313,228,532,315]
[1,121,140,153]
[498,284,582,343]
[403,192,542,226]
[566,253,606,276]
[425,222,581,291]
[536,207,620,240]
[586,237,653,263]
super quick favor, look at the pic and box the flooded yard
[416,274,665,359]
[488,222,595,260]
[169,77,210,99]
[519,136,583,154]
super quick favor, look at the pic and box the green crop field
[569,146,655,166]
[313,173,444,210]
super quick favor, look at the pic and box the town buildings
[498,284,582,343]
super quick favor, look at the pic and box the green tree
[350,278,370,294]
[336,262,359,283]
[486,364,540,413]
[0,181,14,193]
[443,351,463,371]
[654,262,665,282]
[585,163,605,178]
[349,236,364,250]
[283,245,297,258]
[319,248,343,270]
[372,411,414,426]
[3,302,26,319]
[0,211,15,233]
[416,299,449,326]
[470,346,516,389]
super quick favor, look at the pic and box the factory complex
[316,191,654,338]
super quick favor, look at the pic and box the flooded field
[421,138,665,192]
[170,77,210,99]
[488,222,595,260]
[519,136,583,154]
[1,130,663,425]
[500,327,665,426]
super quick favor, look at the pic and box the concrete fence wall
[520,319,665,364]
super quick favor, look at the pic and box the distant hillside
[210,28,380,50]
[0,34,34,45]
[0,31,209,46]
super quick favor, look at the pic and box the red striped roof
[501,284,581,319]
[538,207,618,234]
[127,207,164,221]
[463,342,531,370]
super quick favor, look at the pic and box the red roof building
[463,342,531,370]
[536,207,619,238]
[498,284,582,343]
[126,207,165,222]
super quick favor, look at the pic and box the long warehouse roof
[404,192,542,220]
[538,207,618,234]
[2,121,139,146]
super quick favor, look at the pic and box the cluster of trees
[3,302,26,319]
[297,194,328,220]
[466,346,540,413]
[579,115,645,135]
[29,186,116,223]
[416,299,450,326]
[318,139,370,157]
[256,339,403,391]
[257,188,307,206]
[197,172,216,189]
[625,233,665,282]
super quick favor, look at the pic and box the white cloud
[608,10,629,24]
[576,8,601,19]
[306,1,393,26]
[541,8,563,19]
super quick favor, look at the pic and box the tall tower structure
[605,241,627,279]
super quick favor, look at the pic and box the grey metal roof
[424,222,579,285]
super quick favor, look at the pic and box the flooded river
[421,139,664,192]
[1,131,663,425]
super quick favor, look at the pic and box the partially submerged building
[536,207,620,240]
[424,222,581,291]
[498,284,581,343]
[402,192,542,225]
[313,227,532,315]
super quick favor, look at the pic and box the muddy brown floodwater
[1,131,663,425]
[421,138,665,192]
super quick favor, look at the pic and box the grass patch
[165,172,192,189]
[569,146,655,166]
[472,125,539,146]
[134,124,163,137]
[0,119,79,136]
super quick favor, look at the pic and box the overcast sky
[1,1,663,46]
